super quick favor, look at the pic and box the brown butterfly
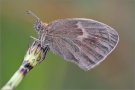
[26,10,119,71]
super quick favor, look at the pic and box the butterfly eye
[37,24,41,29]
[34,20,43,32]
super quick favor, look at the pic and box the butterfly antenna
[26,10,40,20]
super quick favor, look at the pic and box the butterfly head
[34,20,44,32]
[26,10,48,32]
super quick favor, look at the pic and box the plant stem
[1,42,49,90]
[1,65,28,90]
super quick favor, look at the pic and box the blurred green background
[0,0,134,90]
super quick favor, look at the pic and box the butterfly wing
[47,18,119,70]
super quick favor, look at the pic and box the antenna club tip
[25,10,40,20]
[26,10,31,15]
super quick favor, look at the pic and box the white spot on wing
[77,22,89,41]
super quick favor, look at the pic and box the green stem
[1,43,49,90]
[1,66,27,90]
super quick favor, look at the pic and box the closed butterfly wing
[47,18,119,70]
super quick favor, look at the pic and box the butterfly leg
[30,36,40,42]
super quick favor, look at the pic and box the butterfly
[26,10,119,71]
